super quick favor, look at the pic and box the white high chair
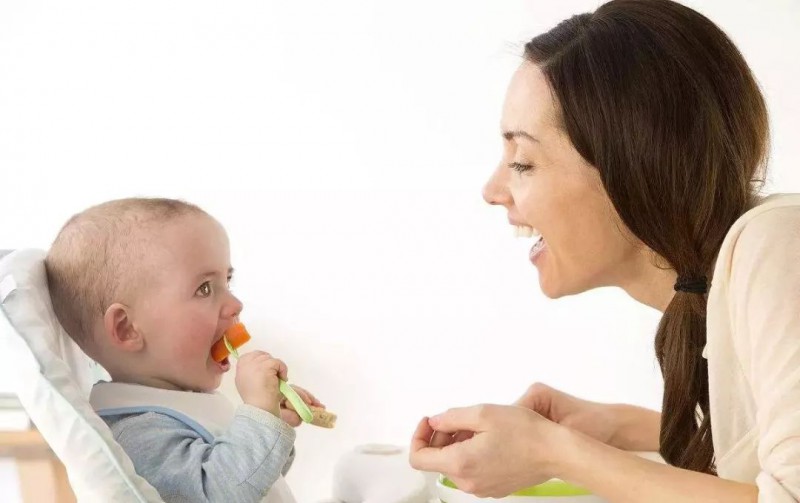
[0,249,433,503]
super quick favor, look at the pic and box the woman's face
[483,62,644,298]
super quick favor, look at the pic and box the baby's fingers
[290,385,323,407]
[261,357,288,381]
[280,407,302,427]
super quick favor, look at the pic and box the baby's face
[128,213,242,392]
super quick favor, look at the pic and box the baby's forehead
[102,222,184,284]
[129,216,231,281]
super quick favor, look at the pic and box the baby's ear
[103,303,144,352]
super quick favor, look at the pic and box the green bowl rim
[440,476,592,497]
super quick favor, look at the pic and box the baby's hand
[280,385,325,427]
[235,351,288,418]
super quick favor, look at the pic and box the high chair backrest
[0,249,164,502]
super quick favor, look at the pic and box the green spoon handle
[224,337,312,423]
[223,336,240,359]
[279,380,314,423]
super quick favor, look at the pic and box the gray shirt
[102,404,296,503]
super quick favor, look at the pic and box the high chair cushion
[0,249,164,502]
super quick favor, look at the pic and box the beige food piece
[310,405,337,429]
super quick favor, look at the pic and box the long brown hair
[524,0,768,473]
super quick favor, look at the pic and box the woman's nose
[482,164,511,206]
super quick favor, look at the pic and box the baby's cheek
[164,338,209,369]
[161,314,218,364]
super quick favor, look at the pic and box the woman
[410,0,800,501]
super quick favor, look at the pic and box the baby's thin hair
[45,197,207,350]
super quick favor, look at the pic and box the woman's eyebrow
[502,129,540,144]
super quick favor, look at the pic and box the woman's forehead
[501,62,560,139]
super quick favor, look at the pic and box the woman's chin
[537,273,562,298]
[539,281,564,299]
[538,273,581,299]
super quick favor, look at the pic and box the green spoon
[224,336,314,423]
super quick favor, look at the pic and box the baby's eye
[196,282,212,297]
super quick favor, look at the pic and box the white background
[1,1,798,501]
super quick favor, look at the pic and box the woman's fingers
[410,417,435,453]
[429,405,495,434]
[410,405,503,473]
[409,414,486,473]
[429,429,474,448]
[453,430,475,443]
[410,405,556,496]
[514,382,553,411]
[409,417,456,471]
[429,430,455,448]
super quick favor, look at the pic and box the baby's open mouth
[216,356,231,372]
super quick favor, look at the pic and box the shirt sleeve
[108,404,296,503]
[729,205,800,502]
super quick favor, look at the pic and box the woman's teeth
[514,225,546,260]
[513,225,541,239]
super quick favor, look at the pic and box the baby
[45,197,323,503]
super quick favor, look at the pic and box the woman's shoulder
[711,193,800,288]
[740,192,800,225]
[721,193,800,254]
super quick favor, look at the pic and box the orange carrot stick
[211,322,251,362]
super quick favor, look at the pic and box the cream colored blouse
[706,193,800,501]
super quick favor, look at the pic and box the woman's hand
[514,383,618,444]
[409,404,569,498]
[515,383,660,451]
[411,401,756,503]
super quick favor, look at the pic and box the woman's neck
[614,194,764,311]
[618,249,677,313]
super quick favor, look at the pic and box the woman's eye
[509,162,534,174]
[197,282,212,297]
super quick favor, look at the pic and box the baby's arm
[108,405,296,503]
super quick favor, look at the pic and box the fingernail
[429,415,441,426]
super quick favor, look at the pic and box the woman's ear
[103,303,144,352]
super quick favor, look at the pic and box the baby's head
[46,197,242,392]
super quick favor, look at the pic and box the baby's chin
[163,375,222,394]
[190,379,222,394]
[203,375,224,393]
